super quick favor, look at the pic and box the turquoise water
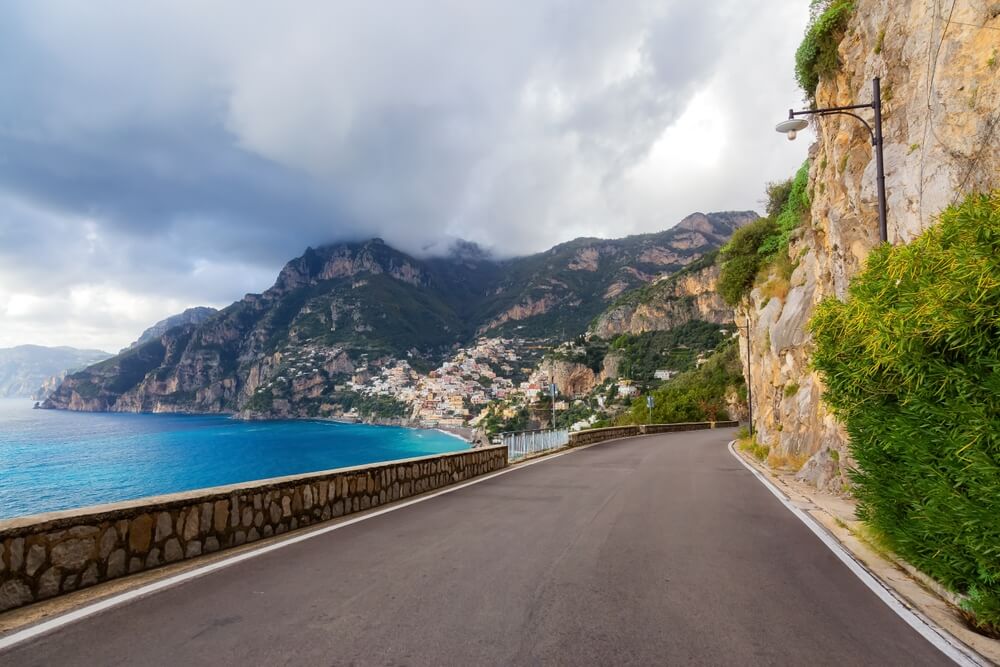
[0,400,467,520]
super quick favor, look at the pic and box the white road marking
[727,440,987,667]
[0,439,612,651]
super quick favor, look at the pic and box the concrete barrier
[568,421,738,448]
[0,446,507,613]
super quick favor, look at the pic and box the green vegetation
[717,219,780,305]
[618,340,745,425]
[758,162,811,258]
[810,192,1000,634]
[719,161,810,306]
[795,0,855,99]
[783,382,800,398]
[338,391,410,420]
[608,320,732,382]
[739,435,770,462]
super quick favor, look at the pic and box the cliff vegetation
[811,192,1000,634]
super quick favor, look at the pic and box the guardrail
[501,428,569,461]
[568,421,738,447]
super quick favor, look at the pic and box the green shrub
[783,382,800,398]
[757,161,811,258]
[810,192,1000,633]
[718,218,779,305]
[795,0,855,98]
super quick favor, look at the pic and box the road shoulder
[730,441,1000,666]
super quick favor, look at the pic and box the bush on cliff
[718,161,810,306]
[717,218,779,306]
[810,192,1000,634]
[795,0,855,99]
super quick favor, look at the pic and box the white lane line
[0,438,617,652]
[727,441,987,667]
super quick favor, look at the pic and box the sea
[0,399,467,521]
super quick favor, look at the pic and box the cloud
[0,0,811,350]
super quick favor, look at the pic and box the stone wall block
[268,501,281,524]
[183,509,200,541]
[99,527,118,559]
[281,496,292,518]
[38,567,61,599]
[253,494,262,510]
[248,527,260,542]
[154,512,173,542]
[303,485,313,509]
[291,489,303,514]
[241,507,253,528]
[129,514,153,553]
[254,510,264,528]
[205,536,221,553]
[81,563,98,587]
[145,548,161,568]
[213,500,229,533]
[163,538,182,563]
[229,496,240,528]
[128,557,143,574]
[10,537,24,573]
[0,579,32,612]
[198,502,212,533]
[184,540,202,558]
[107,549,126,578]
[51,538,94,571]
[25,544,46,577]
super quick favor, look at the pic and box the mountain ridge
[43,210,756,417]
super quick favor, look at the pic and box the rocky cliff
[44,211,752,418]
[123,307,218,352]
[739,0,1000,490]
[590,254,731,338]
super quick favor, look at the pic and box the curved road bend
[2,428,951,666]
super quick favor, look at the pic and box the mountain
[0,346,112,398]
[43,210,756,416]
[123,307,218,352]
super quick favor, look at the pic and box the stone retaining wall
[568,421,738,447]
[0,446,507,613]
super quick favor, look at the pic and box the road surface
[1,428,952,665]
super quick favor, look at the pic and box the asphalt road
[2,428,952,666]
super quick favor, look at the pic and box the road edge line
[727,440,987,667]
[0,437,617,652]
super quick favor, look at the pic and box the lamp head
[776,117,809,141]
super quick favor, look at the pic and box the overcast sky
[0,1,811,351]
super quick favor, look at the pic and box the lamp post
[776,77,887,243]
[738,317,753,437]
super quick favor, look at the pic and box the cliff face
[590,260,731,338]
[122,307,218,352]
[740,0,1000,490]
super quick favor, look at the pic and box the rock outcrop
[123,307,218,352]
[533,359,598,397]
[739,0,1000,492]
[590,261,731,338]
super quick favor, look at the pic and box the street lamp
[776,77,887,243]
[737,318,753,437]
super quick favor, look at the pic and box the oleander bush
[795,0,855,99]
[810,192,1000,634]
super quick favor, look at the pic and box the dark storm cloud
[0,0,810,349]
